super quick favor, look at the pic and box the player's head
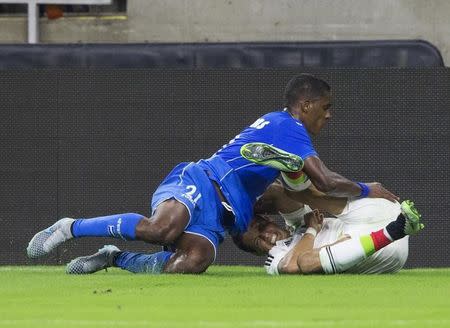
[252,215,290,253]
[233,215,290,255]
[284,74,332,135]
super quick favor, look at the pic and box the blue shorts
[151,162,226,258]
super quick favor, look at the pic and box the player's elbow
[312,178,336,194]
[278,259,301,274]
[297,251,320,274]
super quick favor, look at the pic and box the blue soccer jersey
[198,109,318,233]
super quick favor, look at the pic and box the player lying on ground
[256,178,424,275]
[241,142,424,274]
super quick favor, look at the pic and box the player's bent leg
[346,237,409,274]
[112,250,173,274]
[336,198,401,226]
[319,200,423,274]
[68,231,215,275]
[135,199,190,245]
[163,232,216,274]
[67,245,173,275]
[27,199,188,259]
[27,212,146,258]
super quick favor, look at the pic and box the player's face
[306,93,332,135]
[249,216,290,243]
[258,221,290,245]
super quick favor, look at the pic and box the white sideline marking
[0,266,63,272]
[0,319,449,327]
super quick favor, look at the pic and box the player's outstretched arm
[302,156,399,202]
[280,183,347,216]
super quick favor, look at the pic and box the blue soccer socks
[71,213,144,240]
[114,251,172,274]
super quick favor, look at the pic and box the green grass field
[0,266,449,328]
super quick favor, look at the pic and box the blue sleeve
[272,118,318,160]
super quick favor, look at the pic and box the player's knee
[278,259,300,274]
[165,251,212,274]
[157,224,182,245]
[135,217,182,245]
[184,252,211,273]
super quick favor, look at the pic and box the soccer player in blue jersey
[27,74,398,274]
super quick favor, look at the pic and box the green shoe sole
[401,200,424,235]
[401,200,421,222]
[240,142,304,172]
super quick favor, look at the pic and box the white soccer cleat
[66,245,120,274]
[26,218,74,258]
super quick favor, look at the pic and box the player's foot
[386,200,424,240]
[27,218,74,258]
[401,200,424,235]
[240,142,304,172]
[66,245,120,274]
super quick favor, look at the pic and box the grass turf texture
[0,266,449,328]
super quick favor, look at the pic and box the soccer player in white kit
[241,142,424,275]
[260,181,424,275]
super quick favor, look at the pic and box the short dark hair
[283,74,331,108]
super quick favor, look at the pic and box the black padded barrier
[0,40,444,69]
[0,68,449,268]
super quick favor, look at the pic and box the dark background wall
[0,68,449,267]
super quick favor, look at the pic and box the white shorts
[314,198,409,274]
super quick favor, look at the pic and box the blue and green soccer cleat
[240,142,304,172]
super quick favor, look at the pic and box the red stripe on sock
[370,229,392,251]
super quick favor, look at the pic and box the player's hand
[366,182,399,202]
[304,209,323,232]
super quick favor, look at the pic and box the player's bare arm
[242,141,399,204]
[301,156,399,202]
[277,210,325,274]
[264,180,347,216]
